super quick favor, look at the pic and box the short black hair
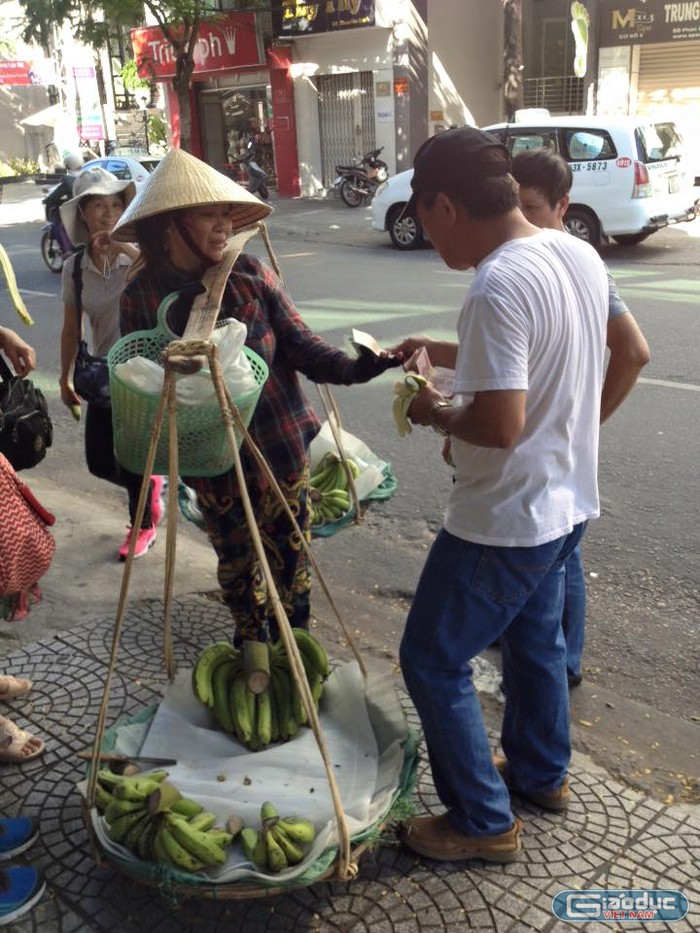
[511,148,572,209]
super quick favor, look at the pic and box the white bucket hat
[60,167,137,245]
[111,148,273,243]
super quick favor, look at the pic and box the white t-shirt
[445,228,608,547]
[61,250,132,357]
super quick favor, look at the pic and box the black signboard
[600,1,700,46]
[273,1,375,37]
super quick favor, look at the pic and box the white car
[371,115,697,249]
[81,154,162,189]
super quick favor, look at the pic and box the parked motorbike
[233,140,269,201]
[333,147,389,208]
[41,176,76,273]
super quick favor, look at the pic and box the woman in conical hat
[114,148,402,646]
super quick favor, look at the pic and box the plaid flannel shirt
[120,254,357,488]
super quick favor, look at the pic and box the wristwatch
[429,400,452,436]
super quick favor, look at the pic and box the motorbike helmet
[63,152,83,172]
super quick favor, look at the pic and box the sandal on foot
[0,717,45,763]
[0,676,32,702]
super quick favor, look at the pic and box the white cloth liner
[80,661,408,884]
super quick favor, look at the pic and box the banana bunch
[191,629,330,751]
[94,768,239,872]
[240,801,316,874]
[309,452,359,526]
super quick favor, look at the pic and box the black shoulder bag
[71,249,111,408]
[0,354,53,471]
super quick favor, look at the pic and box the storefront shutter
[637,42,700,113]
[316,72,376,188]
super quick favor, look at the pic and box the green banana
[151,821,173,866]
[188,811,217,832]
[270,665,297,741]
[192,641,236,708]
[293,628,330,679]
[211,657,237,734]
[112,777,161,801]
[170,797,204,819]
[94,783,114,814]
[275,817,316,844]
[246,685,258,750]
[264,828,288,873]
[260,801,279,824]
[229,671,252,745]
[255,688,272,747]
[124,812,153,853]
[105,797,148,824]
[167,815,226,867]
[240,827,267,869]
[137,818,158,861]
[157,824,207,873]
[206,829,234,848]
[107,809,150,845]
[291,681,309,727]
[270,823,305,865]
[97,768,168,789]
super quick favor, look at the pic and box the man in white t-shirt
[392,127,608,864]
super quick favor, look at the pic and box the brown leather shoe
[494,755,570,811]
[400,814,523,863]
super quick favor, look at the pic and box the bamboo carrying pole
[85,237,370,886]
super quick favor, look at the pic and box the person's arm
[601,313,650,423]
[58,300,82,408]
[0,326,36,376]
[408,383,527,449]
[390,335,458,369]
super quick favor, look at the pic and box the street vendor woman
[112,148,401,645]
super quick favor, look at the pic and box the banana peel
[392,373,428,436]
[0,242,33,326]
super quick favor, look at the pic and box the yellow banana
[0,243,32,326]
[206,829,234,848]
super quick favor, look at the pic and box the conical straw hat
[111,147,273,242]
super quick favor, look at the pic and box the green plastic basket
[108,293,268,477]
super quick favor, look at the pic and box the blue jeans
[399,523,585,838]
[562,541,587,680]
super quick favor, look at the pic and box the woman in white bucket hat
[113,147,401,646]
[59,167,165,561]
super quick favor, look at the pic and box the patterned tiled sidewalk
[2,595,698,932]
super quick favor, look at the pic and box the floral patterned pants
[192,469,311,643]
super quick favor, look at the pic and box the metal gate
[315,72,376,188]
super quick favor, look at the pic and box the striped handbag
[0,452,55,598]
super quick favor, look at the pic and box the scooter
[234,140,269,201]
[41,177,76,273]
[333,147,388,208]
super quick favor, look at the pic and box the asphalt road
[1,185,698,801]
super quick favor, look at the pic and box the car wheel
[388,205,424,250]
[564,208,601,248]
[611,232,651,246]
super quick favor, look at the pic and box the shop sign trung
[600,1,700,45]
[273,0,375,36]
[132,12,263,81]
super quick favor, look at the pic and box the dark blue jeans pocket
[469,541,562,605]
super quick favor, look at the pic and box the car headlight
[374,181,388,197]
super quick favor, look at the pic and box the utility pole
[503,0,523,121]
